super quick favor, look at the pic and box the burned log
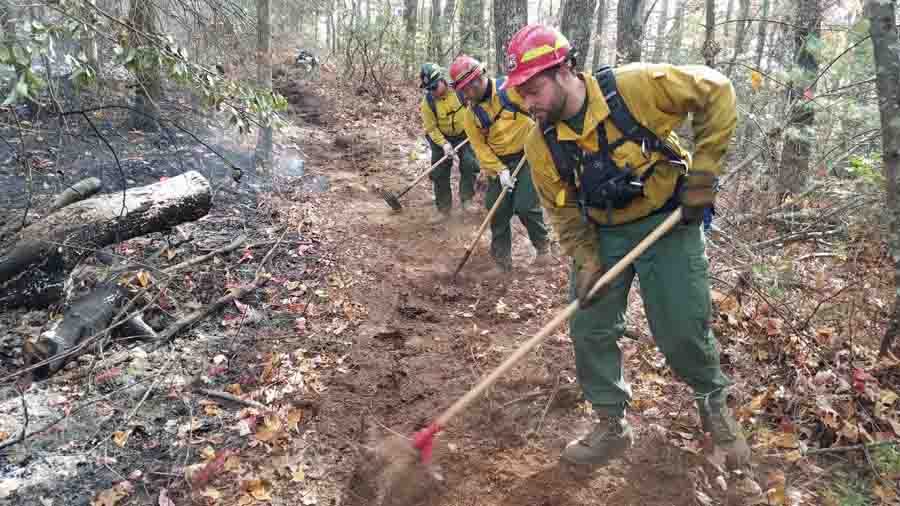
[22,282,156,379]
[0,177,103,248]
[0,171,212,309]
[50,177,104,212]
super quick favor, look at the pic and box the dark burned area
[0,44,897,506]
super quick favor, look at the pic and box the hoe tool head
[378,188,403,211]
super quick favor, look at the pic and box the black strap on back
[426,89,466,144]
[542,66,688,183]
[595,65,684,163]
[472,77,523,133]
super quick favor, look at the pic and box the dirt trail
[295,115,731,506]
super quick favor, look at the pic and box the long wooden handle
[436,207,684,427]
[451,156,528,276]
[396,138,471,200]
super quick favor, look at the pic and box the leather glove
[575,259,608,307]
[678,172,718,225]
[499,169,517,191]
[443,143,459,172]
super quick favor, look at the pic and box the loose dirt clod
[343,434,445,506]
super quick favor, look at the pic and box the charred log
[0,171,212,309]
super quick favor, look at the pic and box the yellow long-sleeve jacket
[462,78,534,176]
[420,90,468,146]
[523,63,737,270]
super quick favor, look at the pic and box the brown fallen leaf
[773,432,799,449]
[112,430,130,448]
[225,455,241,472]
[226,383,244,396]
[91,481,133,506]
[286,409,304,432]
[255,416,284,443]
[0,431,9,442]
[245,479,272,501]
[200,487,222,500]
[201,445,217,461]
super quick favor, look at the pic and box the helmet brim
[501,68,540,90]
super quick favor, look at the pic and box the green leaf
[15,77,29,98]
[0,46,9,64]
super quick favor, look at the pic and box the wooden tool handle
[451,156,528,277]
[397,138,471,199]
[465,156,528,253]
[436,207,683,427]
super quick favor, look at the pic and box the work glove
[499,169,517,191]
[678,172,718,225]
[442,143,460,172]
[574,259,608,307]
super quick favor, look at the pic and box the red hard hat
[502,24,571,90]
[449,55,485,90]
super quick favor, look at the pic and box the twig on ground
[155,276,270,345]
[155,233,286,346]
[500,383,579,409]
[196,388,269,411]
[796,252,841,262]
[2,386,30,449]
[535,374,561,434]
[752,229,842,250]
[802,439,898,456]
[161,234,247,274]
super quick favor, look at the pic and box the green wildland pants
[567,211,731,417]
[485,152,549,267]
[427,135,480,213]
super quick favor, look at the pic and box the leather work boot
[490,255,513,275]
[561,414,634,467]
[532,245,553,267]
[697,393,751,470]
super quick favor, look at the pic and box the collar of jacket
[553,72,611,143]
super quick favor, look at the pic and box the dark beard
[543,80,568,125]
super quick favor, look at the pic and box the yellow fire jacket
[420,90,468,146]
[523,63,737,269]
[462,78,534,176]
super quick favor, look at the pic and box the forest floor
[0,65,898,506]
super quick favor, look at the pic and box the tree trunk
[460,0,486,61]
[127,0,161,132]
[777,0,820,196]
[560,0,597,71]
[255,0,273,174]
[442,0,458,58]
[865,0,900,357]
[753,0,770,70]
[668,0,685,62]
[405,0,418,78]
[591,0,607,69]
[616,0,646,64]
[651,0,669,62]
[726,0,751,76]
[701,0,718,67]
[430,0,442,60]
[0,171,212,310]
[723,0,733,38]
